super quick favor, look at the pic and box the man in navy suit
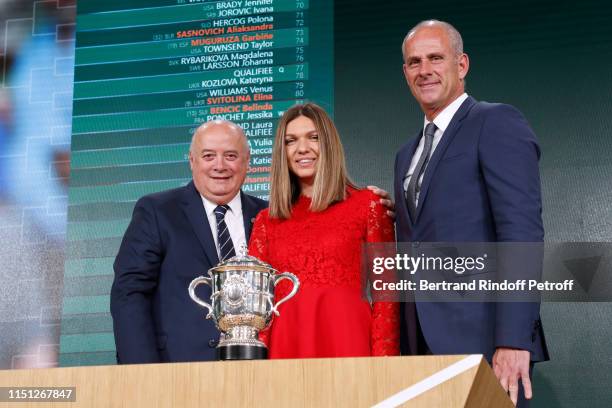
[394,20,549,406]
[111,120,267,363]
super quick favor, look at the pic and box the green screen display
[60,0,333,366]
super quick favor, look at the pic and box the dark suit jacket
[110,181,267,364]
[394,96,549,362]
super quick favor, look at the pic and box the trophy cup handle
[271,272,300,316]
[188,276,213,319]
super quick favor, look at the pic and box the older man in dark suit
[111,120,267,363]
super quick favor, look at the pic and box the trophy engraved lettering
[188,244,299,360]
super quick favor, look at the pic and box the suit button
[208,339,218,348]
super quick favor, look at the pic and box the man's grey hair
[401,19,464,61]
[190,120,250,154]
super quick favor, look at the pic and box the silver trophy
[188,245,299,360]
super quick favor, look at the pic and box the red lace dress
[249,188,399,358]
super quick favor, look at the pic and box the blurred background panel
[0,0,75,368]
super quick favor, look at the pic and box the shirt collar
[423,93,468,133]
[201,191,242,217]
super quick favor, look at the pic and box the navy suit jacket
[111,181,267,364]
[394,96,549,362]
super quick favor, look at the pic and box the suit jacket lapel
[399,135,422,225]
[415,96,477,221]
[180,181,219,266]
[240,191,259,243]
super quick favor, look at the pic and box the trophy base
[217,344,267,360]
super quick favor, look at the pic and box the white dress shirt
[201,192,246,259]
[404,93,469,205]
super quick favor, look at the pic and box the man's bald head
[401,19,469,120]
[402,19,464,61]
[190,120,249,155]
[188,120,250,204]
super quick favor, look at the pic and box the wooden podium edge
[463,359,514,408]
[371,355,513,408]
[372,355,480,407]
[0,355,514,407]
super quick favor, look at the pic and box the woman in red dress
[249,103,399,358]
